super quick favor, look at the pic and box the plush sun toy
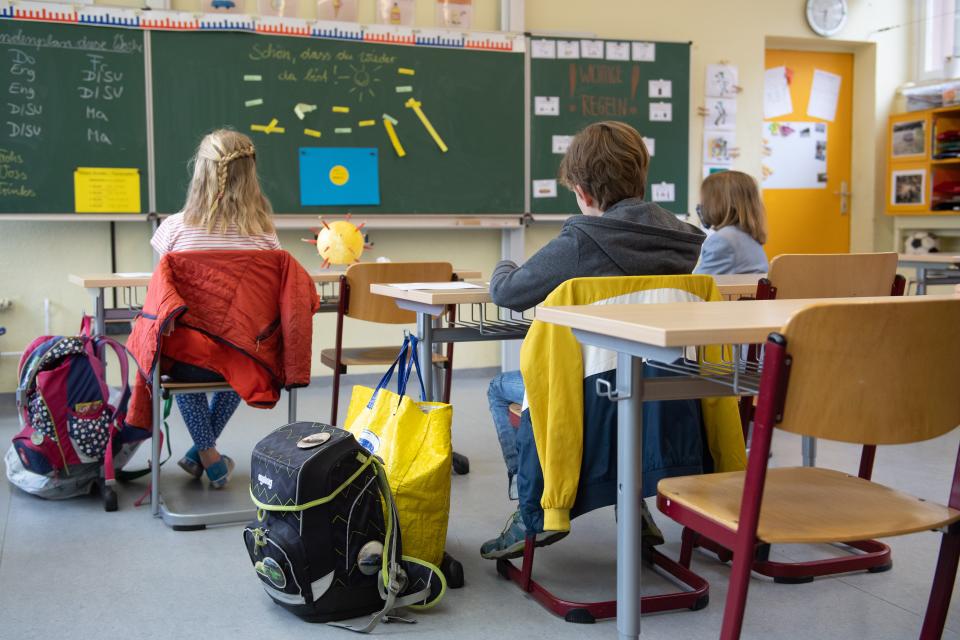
[302,214,373,268]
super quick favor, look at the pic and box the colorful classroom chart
[299,147,380,206]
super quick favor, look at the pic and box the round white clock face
[806,0,848,37]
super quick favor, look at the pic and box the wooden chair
[718,252,907,583]
[658,298,960,640]
[321,262,455,426]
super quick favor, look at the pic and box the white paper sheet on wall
[552,135,573,154]
[632,42,655,61]
[761,121,828,189]
[531,39,557,59]
[580,40,604,59]
[807,69,841,122]
[534,96,560,116]
[649,102,672,122]
[705,64,738,98]
[649,79,672,98]
[532,179,558,198]
[763,66,793,119]
[556,40,580,59]
[704,97,736,131]
[651,182,675,202]
[606,42,630,60]
[642,136,655,156]
[703,132,736,165]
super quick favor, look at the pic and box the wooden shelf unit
[887,106,960,217]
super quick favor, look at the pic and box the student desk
[897,254,960,294]
[68,269,482,335]
[535,295,934,640]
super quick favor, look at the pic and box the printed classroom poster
[892,120,925,158]
[317,0,359,21]
[761,121,827,190]
[377,0,414,25]
[436,0,472,29]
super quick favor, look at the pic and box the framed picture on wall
[891,119,926,158]
[891,169,926,206]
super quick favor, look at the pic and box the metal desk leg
[918,267,927,295]
[802,435,817,467]
[417,312,434,401]
[288,388,298,423]
[88,287,106,336]
[150,368,162,517]
[617,353,644,640]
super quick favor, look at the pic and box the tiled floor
[1,371,958,639]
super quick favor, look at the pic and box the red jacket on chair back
[126,250,320,429]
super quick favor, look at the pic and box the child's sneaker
[177,446,204,479]
[480,510,567,560]
[205,455,235,489]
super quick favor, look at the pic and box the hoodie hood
[564,197,706,275]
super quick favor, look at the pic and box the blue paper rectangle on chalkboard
[299,147,380,206]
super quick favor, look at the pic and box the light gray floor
[1,372,959,640]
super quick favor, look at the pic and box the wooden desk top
[536,295,960,348]
[69,268,481,289]
[370,282,494,306]
[897,253,960,266]
[371,275,764,306]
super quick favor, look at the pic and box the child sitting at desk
[482,121,706,559]
[150,129,281,489]
[693,170,769,275]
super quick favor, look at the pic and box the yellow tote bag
[345,336,452,567]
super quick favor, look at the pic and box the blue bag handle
[366,336,412,410]
[397,334,428,402]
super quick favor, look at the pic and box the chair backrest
[766,252,898,299]
[344,262,453,324]
[772,298,960,445]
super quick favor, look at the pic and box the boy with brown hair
[483,121,705,558]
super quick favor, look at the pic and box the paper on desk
[389,282,483,290]
[115,272,153,278]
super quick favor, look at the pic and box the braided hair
[182,129,274,235]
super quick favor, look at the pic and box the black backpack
[244,422,445,631]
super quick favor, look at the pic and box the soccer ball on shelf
[904,231,940,255]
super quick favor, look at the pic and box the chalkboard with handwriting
[0,20,147,213]
[151,30,524,214]
[529,37,689,215]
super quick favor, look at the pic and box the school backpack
[5,317,150,511]
[244,421,445,632]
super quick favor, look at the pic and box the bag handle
[396,334,427,402]
[365,336,412,410]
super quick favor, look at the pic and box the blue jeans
[487,370,525,496]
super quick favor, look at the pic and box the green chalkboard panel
[152,31,524,214]
[530,37,689,215]
[0,21,147,213]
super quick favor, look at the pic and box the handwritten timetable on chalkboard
[0,20,147,213]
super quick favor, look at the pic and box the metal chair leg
[920,523,960,638]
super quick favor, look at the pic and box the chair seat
[321,346,449,369]
[658,467,960,544]
[160,381,231,391]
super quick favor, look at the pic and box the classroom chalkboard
[152,30,524,214]
[529,37,689,215]
[0,20,148,213]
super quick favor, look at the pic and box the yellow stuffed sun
[303,215,372,268]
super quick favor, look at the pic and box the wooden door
[762,50,854,257]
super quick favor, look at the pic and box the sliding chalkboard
[0,20,147,212]
[530,37,689,215]
[152,31,524,214]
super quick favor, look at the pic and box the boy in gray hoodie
[483,121,705,558]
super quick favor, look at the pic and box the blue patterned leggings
[175,392,242,451]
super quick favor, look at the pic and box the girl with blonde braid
[150,129,281,488]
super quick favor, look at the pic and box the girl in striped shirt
[151,129,281,489]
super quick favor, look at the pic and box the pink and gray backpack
[5,317,150,511]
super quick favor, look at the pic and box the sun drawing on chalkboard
[336,63,382,102]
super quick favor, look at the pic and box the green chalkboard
[530,37,689,215]
[0,21,147,213]
[152,31,524,214]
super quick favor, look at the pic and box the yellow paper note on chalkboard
[74,168,141,213]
